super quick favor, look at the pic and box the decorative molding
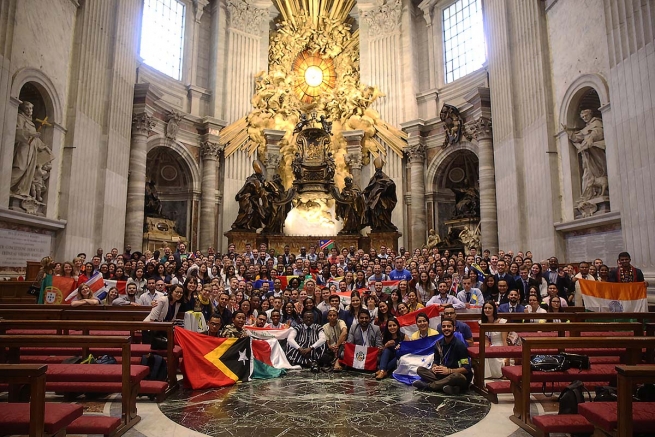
[361,0,402,37]
[346,153,363,169]
[406,144,426,163]
[165,111,183,140]
[554,211,621,233]
[464,117,492,141]
[417,0,438,26]
[193,0,210,22]
[226,0,268,35]
[200,141,223,160]
[132,113,156,136]
[0,207,67,230]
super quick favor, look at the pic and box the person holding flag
[412,318,472,395]
[70,283,100,307]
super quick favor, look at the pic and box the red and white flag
[396,305,442,337]
[340,343,378,371]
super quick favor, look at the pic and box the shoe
[376,370,387,381]
[443,385,460,395]
[412,380,428,390]
[333,365,343,373]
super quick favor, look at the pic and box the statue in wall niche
[332,176,366,234]
[452,185,480,218]
[144,179,164,217]
[459,224,481,251]
[11,101,54,201]
[165,111,183,140]
[363,156,398,232]
[566,109,608,201]
[231,160,267,231]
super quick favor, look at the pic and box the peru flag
[340,343,378,371]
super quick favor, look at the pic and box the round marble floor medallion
[159,371,491,437]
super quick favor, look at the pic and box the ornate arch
[426,141,479,192]
[559,73,610,128]
[146,136,201,193]
[11,67,63,124]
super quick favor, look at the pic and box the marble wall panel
[564,226,623,264]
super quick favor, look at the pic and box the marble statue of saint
[363,159,398,232]
[425,229,441,250]
[459,225,480,251]
[231,161,267,231]
[567,109,608,200]
[333,176,366,234]
[11,101,53,198]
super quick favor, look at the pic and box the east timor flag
[174,328,252,389]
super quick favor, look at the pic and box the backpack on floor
[141,353,168,381]
[558,380,589,414]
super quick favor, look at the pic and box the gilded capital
[132,113,156,136]
[361,0,402,37]
[407,144,426,163]
[465,117,493,141]
[226,0,267,35]
[200,141,223,160]
[346,153,363,169]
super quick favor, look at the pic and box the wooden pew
[0,364,84,437]
[0,335,145,436]
[470,322,643,399]
[0,308,151,321]
[0,319,179,399]
[615,365,655,437]
[506,336,655,435]
[0,304,153,311]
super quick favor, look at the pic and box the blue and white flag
[392,332,465,385]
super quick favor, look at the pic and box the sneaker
[443,385,460,395]
[412,380,429,390]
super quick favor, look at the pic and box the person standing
[609,252,648,285]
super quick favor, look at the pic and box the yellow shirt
[410,327,439,340]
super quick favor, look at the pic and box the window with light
[442,0,485,84]
[140,0,186,80]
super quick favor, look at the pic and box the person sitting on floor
[412,318,472,394]
[437,304,473,346]
[322,308,347,372]
[220,310,249,338]
[346,309,383,348]
[376,317,402,380]
[206,314,223,337]
[286,310,327,367]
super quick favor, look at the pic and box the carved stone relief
[226,0,268,35]
[361,0,402,37]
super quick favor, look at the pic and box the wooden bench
[0,319,179,400]
[468,321,642,400]
[504,336,655,435]
[578,365,655,437]
[0,364,83,437]
[0,308,152,322]
[0,335,146,436]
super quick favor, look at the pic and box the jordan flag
[174,328,252,389]
[340,343,378,371]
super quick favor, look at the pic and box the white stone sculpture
[11,101,54,213]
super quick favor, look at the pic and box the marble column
[407,144,427,249]
[343,130,364,186]
[124,112,156,251]
[199,141,222,251]
[468,117,498,254]
[263,129,285,180]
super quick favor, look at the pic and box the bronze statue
[263,174,294,234]
[145,179,163,217]
[332,176,365,234]
[363,157,397,232]
[231,161,267,231]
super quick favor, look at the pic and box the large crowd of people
[39,242,647,393]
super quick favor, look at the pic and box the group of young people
[40,242,646,394]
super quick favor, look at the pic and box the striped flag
[251,338,300,379]
[319,239,335,251]
[340,343,378,371]
[367,280,400,294]
[579,279,647,312]
[396,305,442,337]
[64,273,105,302]
[244,326,293,340]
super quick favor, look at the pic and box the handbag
[561,352,590,370]
[151,334,168,350]
[530,354,570,372]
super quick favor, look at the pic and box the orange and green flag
[174,328,252,389]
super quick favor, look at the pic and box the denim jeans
[379,347,397,371]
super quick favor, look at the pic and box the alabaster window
[442,0,485,84]
[140,0,186,80]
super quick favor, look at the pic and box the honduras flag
[392,332,465,385]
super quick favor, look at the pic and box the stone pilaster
[199,141,222,250]
[407,143,426,249]
[263,129,285,180]
[342,130,364,186]
[124,112,155,251]
[466,117,498,254]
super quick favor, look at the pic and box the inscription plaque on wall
[0,229,52,267]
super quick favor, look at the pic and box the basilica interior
[0,0,654,435]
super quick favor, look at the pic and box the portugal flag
[39,274,76,305]
[174,328,252,389]
[340,343,378,371]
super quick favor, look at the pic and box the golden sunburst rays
[292,51,337,103]
[272,0,357,29]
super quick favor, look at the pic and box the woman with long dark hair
[376,318,402,380]
[281,301,301,327]
[480,300,507,378]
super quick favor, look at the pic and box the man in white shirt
[456,277,484,308]
[572,261,595,307]
[427,281,465,309]
[138,279,165,306]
